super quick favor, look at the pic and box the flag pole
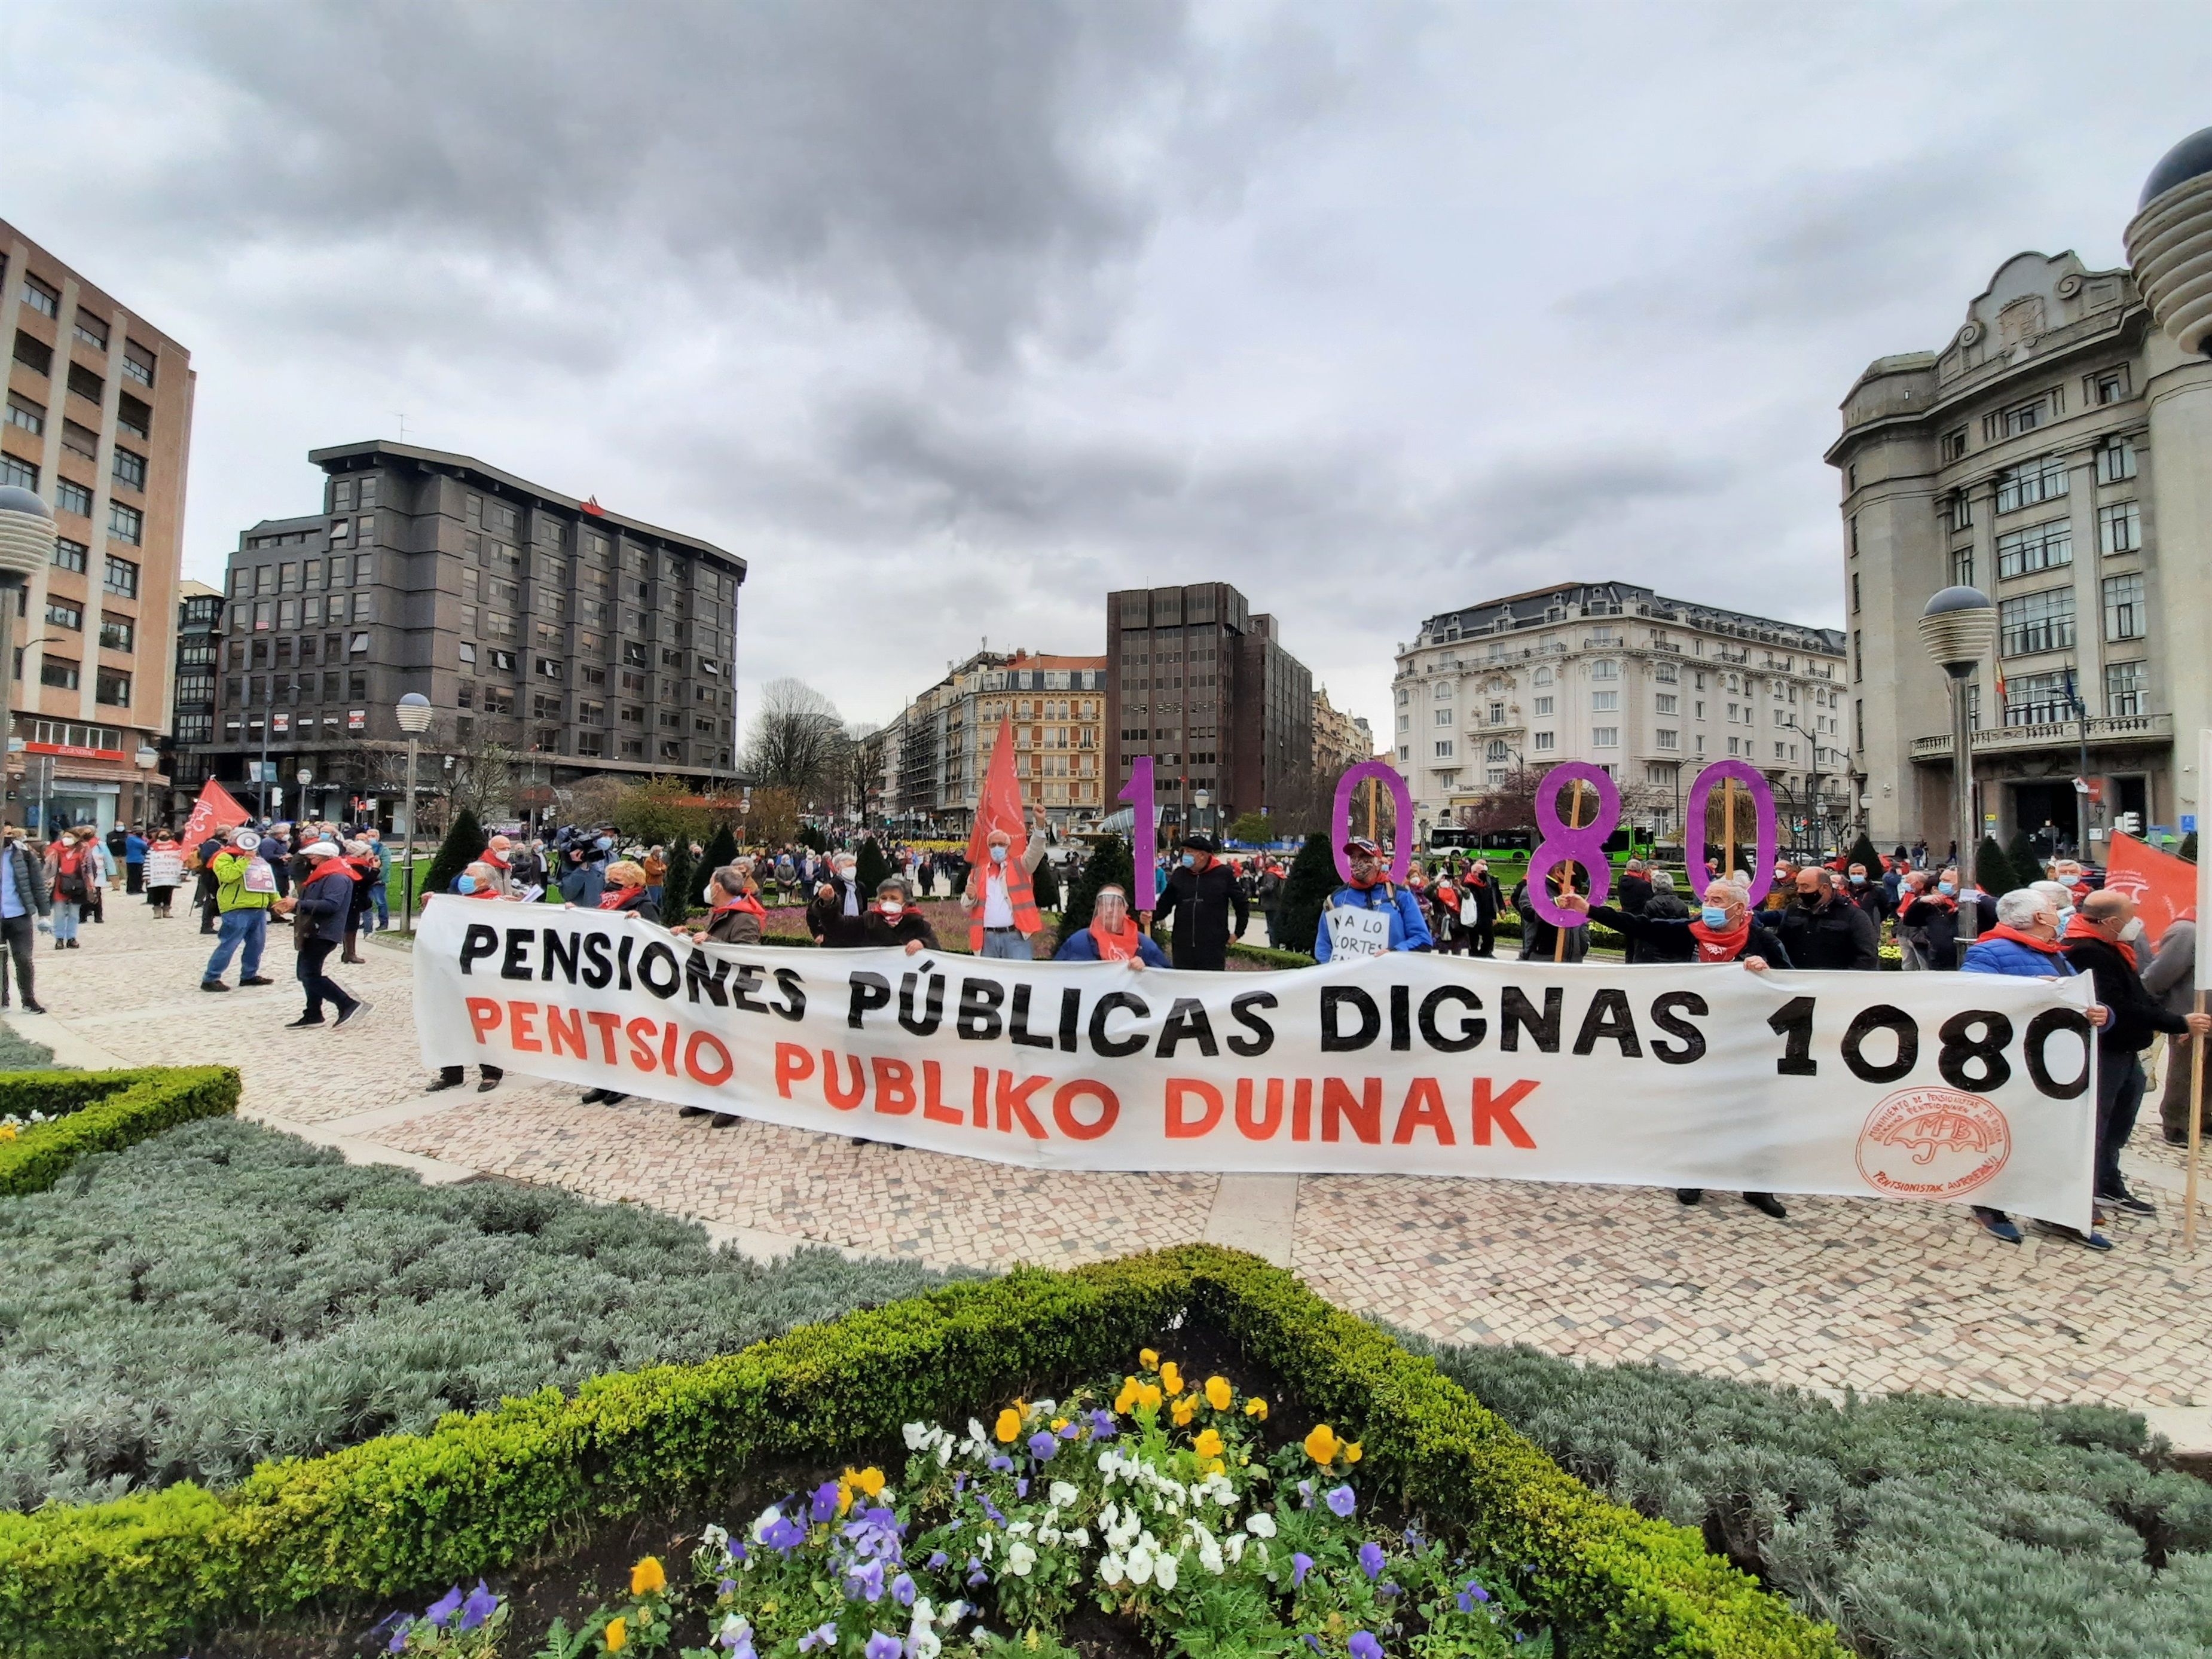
[1552,780,1584,964]
[2187,993,2204,1255]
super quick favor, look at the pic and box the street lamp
[297,766,314,826]
[396,693,432,933]
[1776,715,1826,861]
[1917,586,1997,889]
[0,487,56,825]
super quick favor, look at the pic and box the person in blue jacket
[1960,885,2110,1249]
[1312,836,1432,962]
[1054,885,1171,966]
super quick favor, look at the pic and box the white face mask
[2121,917,2145,942]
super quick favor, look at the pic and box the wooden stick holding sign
[1553,780,1585,964]
[1723,777,1737,887]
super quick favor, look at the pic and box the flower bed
[0,1065,237,1197]
[0,1246,1842,1659]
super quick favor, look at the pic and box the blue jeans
[980,928,1031,960]
[370,877,389,930]
[2094,1050,2147,1199]
[51,901,78,942]
[204,909,267,983]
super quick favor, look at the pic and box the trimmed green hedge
[0,1245,1841,1658]
[0,1068,238,1197]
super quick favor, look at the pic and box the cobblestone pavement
[13,893,2209,1428]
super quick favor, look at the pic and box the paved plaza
[13,893,2209,1444]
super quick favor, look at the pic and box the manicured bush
[1418,1337,2212,1659]
[0,1117,959,1513]
[423,808,487,902]
[661,840,696,926]
[696,824,738,893]
[0,1067,237,1198]
[1846,832,1881,874]
[2007,827,2044,885]
[854,836,892,899]
[0,1026,54,1071]
[1276,833,1338,961]
[0,1246,1841,1659]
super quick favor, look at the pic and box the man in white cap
[200,826,278,992]
[276,837,370,1028]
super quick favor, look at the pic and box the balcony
[1909,713,2174,761]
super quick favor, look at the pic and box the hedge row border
[0,1067,240,1197]
[0,1244,1842,1658]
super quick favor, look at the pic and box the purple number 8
[1683,761,1779,908]
[1527,763,1619,928]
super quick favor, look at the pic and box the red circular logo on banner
[1855,1086,2011,1198]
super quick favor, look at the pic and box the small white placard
[1327,903,1393,958]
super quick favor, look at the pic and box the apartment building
[1829,215,2209,852]
[1394,581,1849,842]
[1105,583,1313,836]
[182,441,745,829]
[1311,685,1374,780]
[882,647,1108,833]
[162,578,222,818]
[0,222,193,830]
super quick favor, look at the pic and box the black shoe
[426,1075,465,1093]
[1675,1189,1704,1205]
[200,980,230,992]
[476,1077,501,1093]
[285,1015,326,1029]
[2168,1129,2190,1146]
[1742,1191,1788,1220]
[580,1087,612,1105]
[677,1105,712,1119]
[65,939,79,949]
[2032,1220,2114,1252]
[710,1113,740,1129]
[598,1092,628,1107]
[240,976,274,987]
[53,941,63,952]
[17,1001,45,1015]
[334,1000,371,1028]
[2097,1189,2156,1218]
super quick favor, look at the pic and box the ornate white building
[1391,581,1848,843]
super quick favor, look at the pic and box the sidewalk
[7,892,2207,1445]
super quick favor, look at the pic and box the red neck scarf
[1088,913,1144,961]
[600,885,647,912]
[1687,916,1751,961]
[2064,912,2135,970]
[1976,922,2060,954]
[714,892,767,919]
[1348,870,1389,892]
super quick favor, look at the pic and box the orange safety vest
[968,853,1043,952]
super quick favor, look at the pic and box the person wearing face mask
[275,839,370,1031]
[1153,833,1250,971]
[2063,890,2212,1227]
[1313,837,1431,963]
[1897,867,1968,970]
[1458,857,1502,958]
[1960,887,2115,1246]
[688,861,766,946]
[807,849,873,948]
[1844,862,1887,930]
[962,812,1049,961]
[861,878,938,954]
[1055,884,1171,966]
[1773,866,1880,973]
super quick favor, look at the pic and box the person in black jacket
[1616,858,1654,918]
[1458,858,1503,958]
[279,841,368,1029]
[861,879,939,953]
[1773,867,1880,971]
[1151,834,1248,970]
[806,850,872,949]
[2061,891,2212,1227]
[581,860,660,1106]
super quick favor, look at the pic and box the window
[4,394,43,435]
[98,618,132,653]
[1852,629,1862,682]
[490,648,517,673]
[1849,514,1858,555]
[46,600,81,631]
[1950,547,1975,588]
[1487,701,1504,723]
[95,670,130,706]
[1851,571,1860,613]
[458,641,476,668]
[1948,491,1973,532]
[2003,670,2073,726]
[1999,396,2045,437]
[55,479,91,517]
[1590,658,1618,681]
[1727,736,1740,756]
[0,453,34,492]
[1434,708,1453,726]
[20,277,59,318]
[116,393,149,439]
[1533,667,1552,687]
[1998,587,2075,656]
[2097,438,2137,484]
[1996,518,2070,579]
[13,330,53,377]
[68,363,103,404]
[60,418,97,459]
[111,447,145,491]
[2101,574,2144,641]
[1432,740,1455,759]
[41,658,78,690]
[1994,454,2067,512]
[1532,731,1555,751]
[1592,726,1620,748]
[1395,713,1410,733]
[1485,739,1508,763]
[1432,680,1452,699]
[350,631,370,654]
[121,342,155,387]
[1655,693,1678,714]
[1655,728,1678,750]
[1590,690,1619,712]
[102,554,139,597]
[2089,368,2128,405]
[108,502,142,545]
[2104,661,2146,717]
[2098,502,2140,555]
[1533,695,1554,716]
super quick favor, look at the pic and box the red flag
[964,717,1030,872]
[2102,830,2198,948]
[582,496,607,517]
[180,778,249,848]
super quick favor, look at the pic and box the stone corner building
[182,440,745,830]
[1828,129,2212,856]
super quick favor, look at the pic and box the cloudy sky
[4,2,2203,744]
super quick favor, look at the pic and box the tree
[698,824,738,885]
[856,836,893,898]
[842,723,883,823]
[424,808,487,902]
[1464,769,1547,836]
[1228,811,1275,846]
[744,678,846,797]
[1847,831,1882,874]
[797,822,829,854]
[2180,831,2198,864]
[1057,835,1135,948]
[2006,827,2043,885]
[661,840,697,926]
[561,773,631,832]
[613,776,707,850]
[743,786,800,850]
[1277,833,1340,960]
[1032,849,1062,912]
[1973,835,2018,896]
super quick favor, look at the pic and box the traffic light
[2116,811,2142,836]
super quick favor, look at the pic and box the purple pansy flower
[1325,1484,1356,1518]
[1301,1638,1321,1654]
[797,1623,838,1653]
[1089,1409,1119,1439]
[1349,1633,1383,1659]
[1291,1551,1314,1587]
[1297,1478,1313,1508]
[1458,1578,1492,1612]
[989,1455,1014,1473]
[1058,1420,1082,1440]
[892,1572,916,1608]
[811,1481,843,1523]
[1016,1478,1030,1499]
[927,1550,949,1571]
[865,1633,903,1659]
[424,1586,464,1629]
[763,1516,806,1553]
[457,1581,499,1631]
[1028,1431,1059,1463]
[1359,1541,1385,1581]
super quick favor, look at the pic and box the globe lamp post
[1917,586,1997,890]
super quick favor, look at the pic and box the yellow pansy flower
[1159,1362,1184,1396]
[1114,1378,1139,1414]
[630,1557,665,1596]
[604,1616,629,1652]
[1140,1348,1159,1369]
[1304,1423,1339,1464]
[1344,1441,1363,1465]
[1194,1428,1224,1459]
[1137,1383,1163,1411]
[0,1125,16,1142]
[1205,1456,1226,1475]
[1204,1376,1232,1411]
[996,1407,1022,1443]
[1245,1397,1269,1421]
[1171,1395,1197,1426]
[856,1466,886,1496]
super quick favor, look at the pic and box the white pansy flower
[969,1418,988,1444]
[1126,1545,1155,1586]
[1070,1527,1090,1548]
[750,1505,784,1543]
[1197,1539,1224,1576]
[719,1615,752,1646]
[1225,1533,1246,1566]
[904,1422,931,1451]
[1154,1551,1180,1591]
[1005,1541,1037,1578]
[1049,1480,1080,1509]
[1038,1524,1062,1547]
[1245,1513,1276,1538]
[1099,1551,1126,1585]
[702,1523,729,1551]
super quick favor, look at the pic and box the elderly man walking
[962,808,1047,960]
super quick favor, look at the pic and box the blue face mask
[1937,881,1956,896]
[456,875,476,894]
[1849,873,1865,885]
[1180,854,1195,868]
[1700,905,1729,928]
[595,836,612,852]
[990,845,1007,864]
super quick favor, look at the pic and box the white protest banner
[1325,906,1394,960]
[414,901,2100,1227]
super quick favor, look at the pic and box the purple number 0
[1684,760,1779,908]
[1527,763,1620,928]
[1118,756,1158,909]
[1331,761,1415,885]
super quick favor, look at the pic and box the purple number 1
[1120,756,1157,911]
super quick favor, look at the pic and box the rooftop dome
[2140,126,2212,209]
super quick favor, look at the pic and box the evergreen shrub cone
[698,824,738,886]
[661,841,696,925]
[423,808,486,900]
[856,837,892,899]
[1278,833,1339,960]
[1973,835,2016,896]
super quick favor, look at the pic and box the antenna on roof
[393,413,410,442]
